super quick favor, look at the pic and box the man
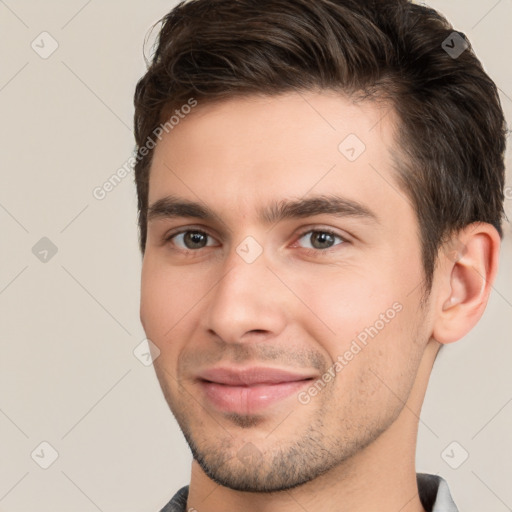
[133,0,507,511]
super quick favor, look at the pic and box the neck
[186,339,439,512]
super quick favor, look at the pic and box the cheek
[140,255,201,343]
[304,246,423,337]
[291,266,399,342]
[294,266,423,390]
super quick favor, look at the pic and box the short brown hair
[133,0,507,289]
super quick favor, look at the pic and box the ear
[432,222,501,344]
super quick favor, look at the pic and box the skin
[140,90,500,512]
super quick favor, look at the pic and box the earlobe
[432,223,500,344]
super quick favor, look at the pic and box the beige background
[0,1,510,511]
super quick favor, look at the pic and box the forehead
[148,91,407,223]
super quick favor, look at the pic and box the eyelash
[163,226,347,256]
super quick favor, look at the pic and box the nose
[199,247,288,345]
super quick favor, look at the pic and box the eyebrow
[147,194,379,226]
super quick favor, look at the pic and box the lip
[196,366,316,414]
[198,366,316,386]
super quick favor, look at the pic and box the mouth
[196,366,317,415]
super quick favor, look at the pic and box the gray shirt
[159,472,459,512]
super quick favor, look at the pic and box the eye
[163,227,347,255]
[166,230,218,251]
[295,229,345,251]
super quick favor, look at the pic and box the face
[140,91,432,492]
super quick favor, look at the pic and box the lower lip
[199,380,312,414]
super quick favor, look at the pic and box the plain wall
[0,1,510,510]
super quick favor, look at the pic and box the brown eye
[297,230,344,251]
[167,230,216,250]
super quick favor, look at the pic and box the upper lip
[197,366,317,386]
